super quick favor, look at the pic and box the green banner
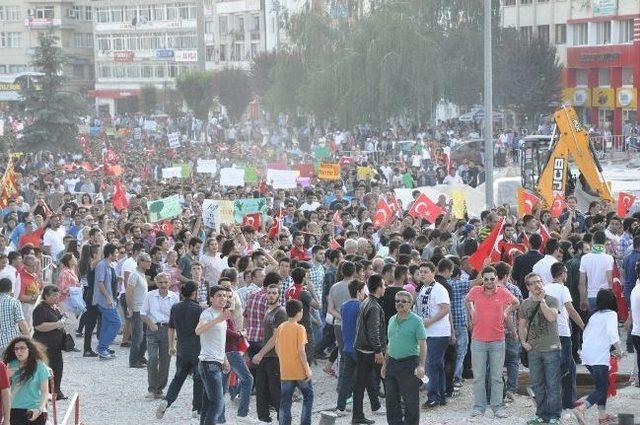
[402,172,414,189]
[173,163,192,178]
[314,146,331,160]
[233,198,267,223]
[147,194,182,222]
[244,167,258,184]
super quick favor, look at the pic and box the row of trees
[252,0,562,127]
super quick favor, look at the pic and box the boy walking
[276,299,314,425]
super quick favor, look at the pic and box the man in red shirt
[289,233,310,262]
[18,254,42,328]
[0,360,9,425]
[465,265,519,418]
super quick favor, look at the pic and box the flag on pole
[407,193,445,223]
[468,218,505,271]
[373,198,393,229]
[516,188,540,217]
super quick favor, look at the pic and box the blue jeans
[504,334,520,393]
[560,336,577,409]
[199,361,225,425]
[279,379,313,425]
[220,351,253,419]
[528,350,562,421]
[588,297,597,312]
[470,339,505,412]
[336,351,356,411]
[454,326,468,383]
[585,365,609,408]
[96,305,121,354]
[425,336,449,404]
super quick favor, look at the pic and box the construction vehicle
[519,106,614,207]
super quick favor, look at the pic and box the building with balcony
[0,0,95,103]
[501,0,640,134]
[91,1,200,114]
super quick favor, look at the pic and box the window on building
[34,7,54,19]
[219,16,228,35]
[521,0,533,4]
[124,6,137,24]
[127,65,140,78]
[619,19,633,43]
[9,65,27,73]
[0,65,6,74]
[72,64,85,79]
[237,17,244,33]
[576,69,588,86]
[155,65,166,78]
[139,7,151,23]
[555,24,566,44]
[622,68,633,86]
[251,16,260,32]
[598,68,610,86]
[96,7,109,23]
[595,21,611,44]
[114,65,126,79]
[97,36,111,51]
[0,32,22,48]
[572,23,588,45]
[142,65,153,78]
[503,0,516,5]
[178,4,191,20]
[98,64,111,78]
[250,43,258,59]
[520,26,532,42]
[538,25,549,43]
[220,44,228,61]
[71,6,82,20]
[166,5,177,20]
[85,6,92,21]
[205,21,215,34]
[151,5,165,21]
[0,7,4,21]
[112,35,125,50]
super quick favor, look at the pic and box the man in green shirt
[381,290,427,425]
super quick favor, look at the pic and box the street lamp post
[483,0,494,208]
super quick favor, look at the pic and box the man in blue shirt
[334,279,365,416]
[622,235,640,352]
[93,243,122,359]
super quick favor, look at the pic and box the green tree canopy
[19,31,85,152]
[140,85,158,115]
[211,68,253,121]
[176,71,214,140]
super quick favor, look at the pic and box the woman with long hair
[3,337,50,425]
[56,254,79,309]
[32,286,66,400]
[77,244,101,357]
[573,289,624,425]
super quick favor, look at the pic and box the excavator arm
[535,106,614,206]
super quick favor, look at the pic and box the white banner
[219,168,245,187]
[197,159,218,174]
[162,167,182,179]
[168,132,180,149]
[266,169,299,189]
[175,50,198,62]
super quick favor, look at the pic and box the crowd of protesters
[0,112,637,425]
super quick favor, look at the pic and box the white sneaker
[145,392,155,400]
[333,409,348,417]
[155,400,168,419]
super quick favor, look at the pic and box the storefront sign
[155,49,174,59]
[561,88,590,107]
[592,0,617,16]
[0,83,20,92]
[616,88,637,109]
[591,87,615,109]
[175,50,198,62]
[578,52,620,63]
[113,50,134,62]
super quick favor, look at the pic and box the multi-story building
[90,0,200,114]
[0,0,95,102]
[501,0,640,134]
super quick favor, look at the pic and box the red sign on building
[113,51,134,62]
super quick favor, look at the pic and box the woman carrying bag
[32,286,67,400]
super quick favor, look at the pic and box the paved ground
[52,331,640,425]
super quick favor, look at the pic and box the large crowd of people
[0,111,638,425]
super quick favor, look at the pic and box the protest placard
[219,168,245,187]
[318,163,340,180]
[147,194,182,222]
[266,169,299,189]
[162,167,182,179]
[233,198,268,223]
[168,133,180,149]
[197,159,217,174]
[202,199,235,231]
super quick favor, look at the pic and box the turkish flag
[550,194,566,218]
[258,178,268,194]
[468,218,505,271]
[243,213,262,231]
[617,192,636,217]
[373,198,393,229]
[268,208,283,240]
[407,193,445,223]
[516,188,540,217]
[386,193,402,217]
[112,180,128,211]
[339,156,354,167]
[161,220,174,236]
[539,224,551,252]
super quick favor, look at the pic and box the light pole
[197,0,206,72]
[483,0,494,208]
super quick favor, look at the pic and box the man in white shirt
[545,262,585,409]
[579,231,614,312]
[0,252,22,298]
[299,192,321,212]
[42,215,67,259]
[141,272,179,399]
[414,261,451,408]
[532,238,562,285]
[237,267,263,309]
[126,253,150,368]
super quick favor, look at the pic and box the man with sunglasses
[465,265,519,419]
[381,290,426,425]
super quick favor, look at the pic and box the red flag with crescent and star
[268,208,283,240]
[373,198,393,229]
[112,180,129,211]
[243,213,262,232]
[617,192,636,217]
[407,193,445,223]
[550,194,566,218]
[516,187,540,217]
[468,218,505,270]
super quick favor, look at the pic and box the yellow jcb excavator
[520,105,614,207]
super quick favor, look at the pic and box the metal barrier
[590,135,640,158]
[41,255,55,286]
[59,393,81,425]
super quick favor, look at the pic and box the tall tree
[19,32,85,152]
[175,71,214,141]
[250,52,279,98]
[495,32,563,125]
[139,85,158,115]
[211,69,253,121]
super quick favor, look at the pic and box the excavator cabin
[519,106,614,208]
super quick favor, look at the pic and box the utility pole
[196,0,206,72]
[483,0,494,209]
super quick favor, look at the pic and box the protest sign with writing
[266,169,299,189]
[202,199,235,231]
[168,133,181,149]
[220,168,245,187]
[357,166,373,181]
[147,194,182,222]
[173,163,192,178]
[197,159,217,174]
[318,163,340,180]
[162,167,182,179]
[233,198,268,223]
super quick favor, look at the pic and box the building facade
[501,0,640,135]
[0,0,95,101]
[91,0,200,114]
